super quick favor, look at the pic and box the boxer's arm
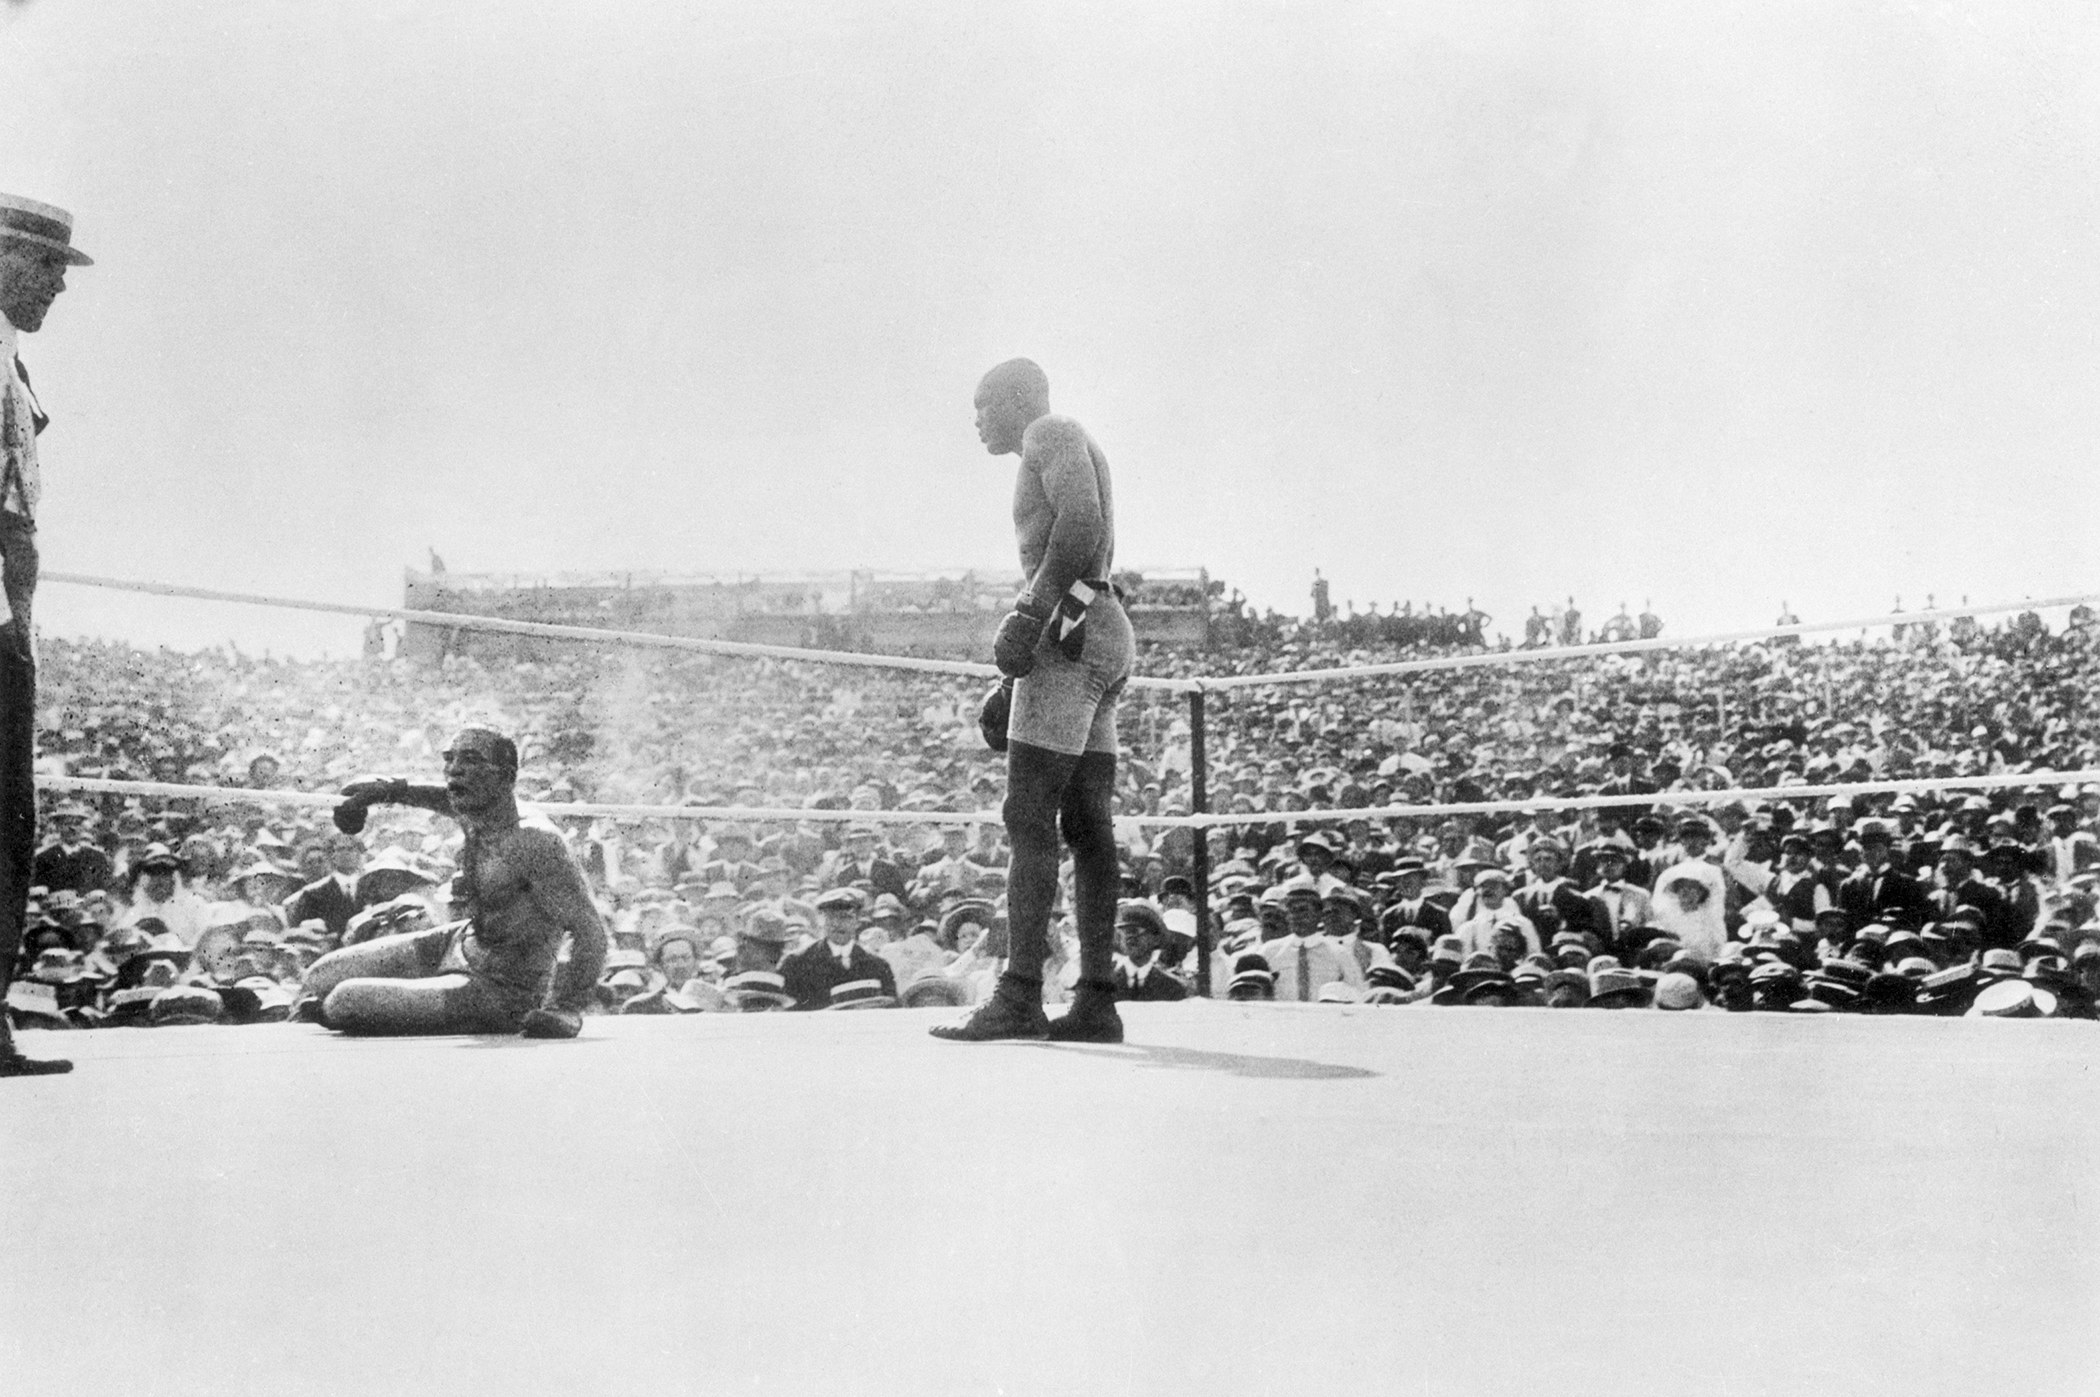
[334,778,454,833]
[388,784,454,815]
[516,828,610,1014]
[1018,417,1108,614]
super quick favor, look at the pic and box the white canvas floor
[3,1002,2096,1397]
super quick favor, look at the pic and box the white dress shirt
[1,315,42,523]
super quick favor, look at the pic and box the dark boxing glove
[978,680,1014,752]
[993,599,1051,678]
[333,776,408,835]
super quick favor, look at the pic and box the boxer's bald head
[973,358,1050,456]
[444,726,519,817]
[448,726,517,776]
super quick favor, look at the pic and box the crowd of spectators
[10,598,2100,1030]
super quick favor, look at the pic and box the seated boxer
[294,726,606,1037]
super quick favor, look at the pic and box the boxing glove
[978,680,1013,752]
[333,776,409,834]
[993,600,1051,678]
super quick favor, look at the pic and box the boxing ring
[9,575,2100,1396]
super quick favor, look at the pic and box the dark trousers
[0,512,37,997]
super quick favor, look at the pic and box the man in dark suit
[31,800,112,895]
[1595,743,1658,827]
[1569,825,1650,892]
[1376,858,1452,945]
[1928,838,2018,950]
[1835,823,1930,931]
[283,832,367,944]
[778,887,898,1010]
[1111,901,1189,1001]
[1513,840,1604,945]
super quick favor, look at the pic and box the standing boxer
[935,359,1131,1043]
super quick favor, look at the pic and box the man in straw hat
[1,191,93,1077]
[935,359,1133,1043]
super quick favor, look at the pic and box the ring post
[1190,686,1211,996]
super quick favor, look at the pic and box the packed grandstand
[12,589,2100,1029]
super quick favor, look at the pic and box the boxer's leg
[297,926,451,1027]
[1046,749,1124,1043]
[1003,739,1078,985]
[302,926,446,1000]
[931,738,1069,1041]
[323,973,521,1036]
[1045,599,1132,1042]
[933,599,1128,1044]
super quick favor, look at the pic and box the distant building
[399,566,1218,663]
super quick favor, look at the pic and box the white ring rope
[37,770,2100,833]
[36,776,1014,826]
[1192,590,2100,690]
[46,571,2097,694]
[1176,769,2100,828]
[39,574,2100,842]
[42,570,1196,692]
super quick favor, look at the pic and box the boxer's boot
[1046,978,1123,1044]
[929,972,1049,1041]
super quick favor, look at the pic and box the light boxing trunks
[1009,581,1133,757]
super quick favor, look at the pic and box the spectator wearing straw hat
[1931,839,2019,950]
[1,191,92,1076]
[697,823,765,894]
[123,845,210,949]
[880,913,952,991]
[1453,868,1541,961]
[819,823,911,906]
[2043,804,2099,882]
[1259,875,1366,1002]
[1512,839,1603,946]
[1836,824,1929,931]
[1982,841,2043,944]
[32,800,110,895]
[1585,843,1652,958]
[1650,828,1728,963]
[911,824,987,904]
[1111,901,1188,1001]
[779,887,897,1011]
[1377,857,1453,945]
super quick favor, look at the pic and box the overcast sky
[4,0,2096,657]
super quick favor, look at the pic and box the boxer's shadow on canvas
[1031,1041,1377,1080]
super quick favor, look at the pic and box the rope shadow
[1029,1041,1377,1080]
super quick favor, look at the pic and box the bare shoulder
[1021,413,1093,464]
[506,821,580,869]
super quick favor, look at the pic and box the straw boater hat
[0,193,94,266]
[722,970,794,1011]
[899,975,968,1008]
[827,979,896,1010]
